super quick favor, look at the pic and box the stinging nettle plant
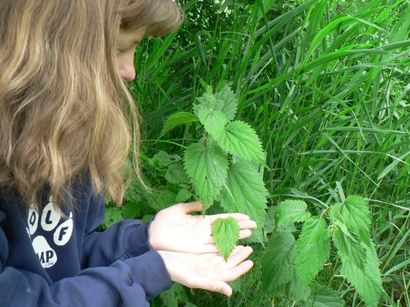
[164,84,269,260]
[262,196,382,306]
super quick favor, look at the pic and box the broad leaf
[194,103,227,136]
[160,112,199,136]
[213,84,237,122]
[341,245,383,306]
[165,162,190,185]
[275,200,311,225]
[330,204,367,269]
[212,217,240,261]
[340,195,372,247]
[195,84,237,122]
[262,231,295,292]
[220,161,267,241]
[330,199,382,306]
[332,225,367,270]
[214,120,265,164]
[301,285,345,307]
[184,142,228,209]
[294,217,330,284]
[286,265,311,301]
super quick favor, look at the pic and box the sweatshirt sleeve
[81,192,153,268]
[0,224,172,307]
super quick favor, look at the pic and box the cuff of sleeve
[123,220,151,258]
[125,250,172,300]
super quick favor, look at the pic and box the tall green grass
[128,0,410,305]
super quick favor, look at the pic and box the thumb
[182,201,204,213]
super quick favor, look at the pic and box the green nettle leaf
[262,231,295,292]
[211,217,240,261]
[339,195,372,247]
[213,84,237,122]
[194,103,228,136]
[330,204,367,269]
[165,162,190,185]
[301,285,345,307]
[160,112,199,136]
[294,217,330,284]
[195,84,237,123]
[184,142,228,209]
[219,161,267,241]
[174,188,192,203]
[286,265,311,301]
[214,120,265,164]
[341,245,383,307]
[330,199,383,306]
[332,226,367,269]
[275,200,311,225]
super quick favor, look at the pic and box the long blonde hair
[0,0,183,208]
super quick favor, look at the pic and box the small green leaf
[275,200,311,225]
[174,188,192,203]
[214,120,265,164]
[194,103,228,136]
[160,112,199,136]
[165,162,190,185]
[184,142,228,209]
[195,84,237,123]
[294,217,330,284]
[212,217,240,261]
[220,161,267,241]
[148,190,176,211]
[213,84,237,122]
[301,285,345,307]
[262,231,295,292]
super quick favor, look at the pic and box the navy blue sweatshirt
[0,181,172,307]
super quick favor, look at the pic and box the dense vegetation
[104,0,410,305]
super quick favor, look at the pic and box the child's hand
[148,201,257,253]
[158,245,254,296]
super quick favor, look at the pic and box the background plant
[103,0,410,305]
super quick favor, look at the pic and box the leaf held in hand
[212,217,240,261]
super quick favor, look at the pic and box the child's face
[116,27,146,82]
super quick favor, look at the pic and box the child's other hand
[158,245,254,296]
[148,201,257,253]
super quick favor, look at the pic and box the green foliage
[211,217,240,261]
[124,0,410,305]
[185,85,268,240]
[301,285,345,307]
[262,231,295,292]
[329,196,383,306]
[275,200,311,226]
[261,196,382,306]
[219,161,268,242]
[294,217,330,284]
[184,142,228,209]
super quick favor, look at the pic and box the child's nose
[118,64,136,82]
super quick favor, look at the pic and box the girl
[0,0,256,306]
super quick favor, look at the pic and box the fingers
[195,278,233,296]
[205,212,249,223]
[180,201,203,213]
[222,260,254,282]
[226,246,253,269]
[205,213,257,229]
[199,244,219,253]
[238,219,257,229]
